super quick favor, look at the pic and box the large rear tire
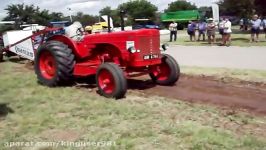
[96,63,127,99]
[34,40,75,86]
[150,54,180,85]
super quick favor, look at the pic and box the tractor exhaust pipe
[107,15,111,33]
[120,10,125,31]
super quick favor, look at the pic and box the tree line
[218,0,265,18]
[1,0,265,31]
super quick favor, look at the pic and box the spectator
[207,18,216,44]
[243,18,249,31]
[187,21,196,41]
[218,18,225,43]
[250,14,261,42]
[239,18,244,30]
[197,20,207,41]
[222,18,232,46]
[262,17,266,39]
[169,21,178,42]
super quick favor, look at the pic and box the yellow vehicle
[85,22,108,33]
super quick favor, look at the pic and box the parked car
[132,19,160,30]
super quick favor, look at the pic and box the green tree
[254,0,266,16]
[117,0,158,24]
[99,7,121,26]
[165,0,197,12]
[33,9,51,25]
[198,6,212,19]
[219,0,266,17]
[4,4,37,23]
[99,6,113,16]
[4,3,64,25]
[218,0,255,18]
[72,12,98,26]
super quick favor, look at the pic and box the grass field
[0,61,266,150]
[162,28,266,47]
[182,66,266,83]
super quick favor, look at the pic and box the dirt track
[22,61,266,115]
[128,74,266,115]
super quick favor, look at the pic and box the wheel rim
[98,69,115,94]
[39,51,56,79]
[151,62,170,81]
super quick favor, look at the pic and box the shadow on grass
[230,38,250,42]
[0,103,14,118]
[73,76,156,91]
[8,57,27,64]
[231,29,250,34]
[182,37,265,45]
[74,75,97,89]
[127,79,156,90]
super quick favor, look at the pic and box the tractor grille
[137,35,160,55]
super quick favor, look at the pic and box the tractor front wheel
[34,41,75,86]
[150,54,180,85]
[96,63,127,99]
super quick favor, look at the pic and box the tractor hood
[84,29,161,67]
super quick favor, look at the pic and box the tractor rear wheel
[96,63,127,99]
[34,40,75,86]
[150,54,180,85]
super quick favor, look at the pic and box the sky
[0,0,219,20]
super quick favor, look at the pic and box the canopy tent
[161,10,200,23]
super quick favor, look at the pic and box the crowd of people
[168,14,266,46]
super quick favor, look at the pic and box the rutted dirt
[128,74,266,115]
[18,60,266,115]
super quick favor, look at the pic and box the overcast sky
[0,0,218,20]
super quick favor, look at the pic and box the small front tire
[96,63,127,99]
[150,54,180,85]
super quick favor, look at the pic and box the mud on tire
[34,40,75,86]
[96,63,127,99]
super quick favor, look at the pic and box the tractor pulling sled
[0,18,180,99]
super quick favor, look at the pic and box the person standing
[169,21,178,42]
[197,20,207,41]
[218,18,225,44]
[187,20,196,41]
[262,17,266,39]
[243,18,249,31]
[207,18,216,44]
[239,18,244,30]
[222,18,232,46]
[250,14,261,42]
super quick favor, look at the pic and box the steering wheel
[76,27,84,36]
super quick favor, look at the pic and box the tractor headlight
[161,43,169,51]
[128,47,137,53]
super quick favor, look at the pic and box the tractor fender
[94,43,128,65]
[47,35,91,59]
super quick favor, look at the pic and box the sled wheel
[96,63,127,99]
[150,54,180,85]
[35,40,75,86]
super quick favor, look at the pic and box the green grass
[182,66,266,83]
[171,34,266,47]
[0,61,266,150]
[163,28,266,47]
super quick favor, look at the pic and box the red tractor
[1,20,180,99]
